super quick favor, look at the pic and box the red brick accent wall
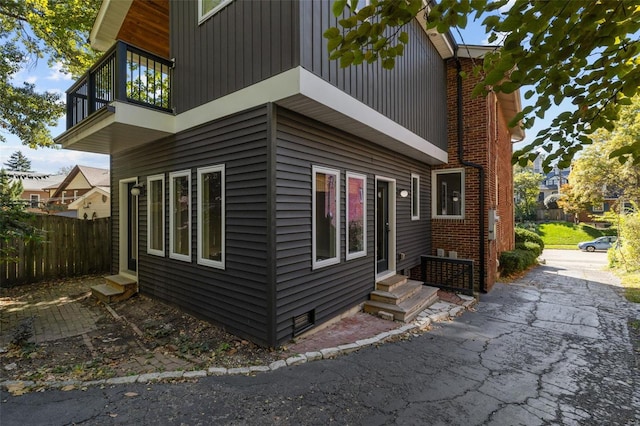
[430,57,515,292]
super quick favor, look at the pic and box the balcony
[56,41,175,155]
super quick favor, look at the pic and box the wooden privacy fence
[1,215,111,287]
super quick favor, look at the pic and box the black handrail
[66,41,173,129]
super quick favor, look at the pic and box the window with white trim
[313,166,340,269]
[169,170,191,261]
[197,165,225,269]
[432,169,464,219]
[147,174,165,256]
[346,172,366,260]
[62,191,67,204]
[30,194,40,208]
[411,173,420,220]
[592,202,604,212]
[199,0,233,23]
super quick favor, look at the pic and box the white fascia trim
[297,68,448,164]
[114,101,176,133]
[173,67,447,164]
[174,68,301,133]
[90,0,132,51]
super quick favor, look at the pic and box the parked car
[577,236,617,252]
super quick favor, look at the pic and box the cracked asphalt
[2,249,639,425]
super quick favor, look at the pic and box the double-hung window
[313,166,340,269]
[346,172,366,260]
[432,169,464,219]
[169,170,191,261]
[147,174,165,256]
[197,165,225,269]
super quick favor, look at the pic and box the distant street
[2,249,639,425]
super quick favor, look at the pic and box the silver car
[577,236,617,252]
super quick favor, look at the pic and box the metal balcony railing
[66,41,173,129]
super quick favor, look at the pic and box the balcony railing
[66,41,173,129]
[420,255,474,296]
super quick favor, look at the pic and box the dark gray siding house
[55,0,456,347]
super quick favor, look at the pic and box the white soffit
[90,0,133,51]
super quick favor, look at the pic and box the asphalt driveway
[2,249,639,425]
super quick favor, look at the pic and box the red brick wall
[430,57,515,292]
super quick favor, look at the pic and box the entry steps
[364,275,439,322]
[91,274,138,303]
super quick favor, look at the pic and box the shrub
[515,227,545,251]
[516,241,542,257]
[499,249,538,276]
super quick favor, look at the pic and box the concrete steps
[364,275,439,323]
[91,275,137,303]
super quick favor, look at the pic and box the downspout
[455,46,487,293]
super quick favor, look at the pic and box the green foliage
[499,249,537,276]
[514,166,543,222]
[609,202,640,273]
[0,169,43,263]
[4,151,32,172]
[0,0,101,148]
[516,241,542,257]
[536,221,613,248]
[515,227,544,252]
[327,1,640,170]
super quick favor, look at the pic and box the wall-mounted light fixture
[130,183,145,197]
[452,191,460,202]
[399,189,409,198]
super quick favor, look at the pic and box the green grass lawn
[533,222,614,249]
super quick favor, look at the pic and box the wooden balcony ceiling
[117,0,169,58]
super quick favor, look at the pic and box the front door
[376,180,390,273]
[126,182,138,272]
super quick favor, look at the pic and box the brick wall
[429,57,515,292]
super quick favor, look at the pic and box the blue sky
[1,7,555,174]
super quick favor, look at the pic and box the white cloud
[46,62,73,82]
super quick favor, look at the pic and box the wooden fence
[1,215,111,287]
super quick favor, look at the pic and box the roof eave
[89,0,133,51]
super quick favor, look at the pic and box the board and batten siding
[273,107,432,343]
[111,106,273,346]
[298,0,448,149]
[170,0,300,114]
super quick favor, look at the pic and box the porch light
[399,190,409,198]
[131,183,145,197]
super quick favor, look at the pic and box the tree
[0,0,101,148]
[513,165,542,222]
[56,165,74,176]
[557,183,587,223]
[326,0,640,171]
[3,150,31,172]
[568,96,640,206]
[0,169,42,263]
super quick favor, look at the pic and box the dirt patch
[0,278,287,385]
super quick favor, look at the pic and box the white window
[169,170,191,262]
[30,194,40,208]
[73,190,79,201]
[147,174,165,256]
[197,165,225,269]
[346,172,366,260]
[61,191,67,204]
[432,169,464,219]
[312,166,340,269]
[199,0,233,23]
[592,203,604,212]
[411,173,420,220]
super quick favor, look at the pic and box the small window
[592,203,604,212]
[62,191,67,204]
[147,174,165,256]
[411,173,420,220]
[313,166,340,269]
[30,194,40,208]
[199,0,233,23]
[169,170,191,262]
[197,165,225,269]
[346,172,366,260]
[433,169,464,219]
[73,190,79,201]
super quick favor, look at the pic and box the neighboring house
[5,171,65,213]
[537,168,570,204]
[45,165,111,218]
[67,186,111,220]
[54,0,522,347]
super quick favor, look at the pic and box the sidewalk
[1,276,475,392]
